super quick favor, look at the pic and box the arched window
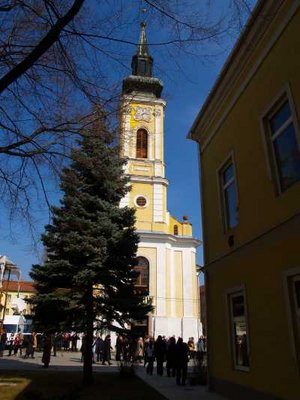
[136,128,148,158]
[174,225,178,235]
[135,256,149,288]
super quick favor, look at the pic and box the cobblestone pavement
[0,351,227,400]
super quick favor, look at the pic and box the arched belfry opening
[136,128,148,158]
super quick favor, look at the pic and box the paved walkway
[135,365,227,400]
[0,351,227,400]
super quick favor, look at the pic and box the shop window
[228,289,250,370]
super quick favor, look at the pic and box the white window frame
[260,85,300,194]
[226,285,250,372]
[283,267,300,373]
[217,152,239,232]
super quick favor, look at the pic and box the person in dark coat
[80,334,86,362]
[0,328,7,357]
[95,335,104,362]
[42,333,52,368]
[175,337,189,386]
[25,332,35,358]
[154,335,166,376]
[102,335,112,365]
[71,333,79,352]
[115,334,123,362]
[145,338,155,375]
[166,336,177,377]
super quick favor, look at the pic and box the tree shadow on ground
[1,370,168,400]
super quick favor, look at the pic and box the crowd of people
[134,335,206,386]
[89,334,207,386]
[0,329,38,359]
[0,327,207,384]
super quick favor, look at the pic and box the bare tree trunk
[83,284,94,386]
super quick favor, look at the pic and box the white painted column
[153,183,164,222]
[182,248,193,317]
[156,243,166,316]
[155,110,161,160]
[170,248,176,317]
[154,162,162,177]
[124,112,131,158]
[149,133,154,160]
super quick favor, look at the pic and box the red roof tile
[1,280,36,293]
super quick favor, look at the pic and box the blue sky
[0,1,254,280]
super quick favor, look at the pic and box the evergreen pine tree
[30,120,152,384]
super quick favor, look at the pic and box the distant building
[189,1,300,399]
[120,22,201,339]
[0,280,36,317]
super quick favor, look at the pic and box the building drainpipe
[197,145,211,391]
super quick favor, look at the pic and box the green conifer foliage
[30,123,152,384]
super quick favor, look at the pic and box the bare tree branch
[0,0,85,93]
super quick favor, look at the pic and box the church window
[135,256,149,288]
[174,225,178,235]
[136,128,148,158]
[135,196,147,207]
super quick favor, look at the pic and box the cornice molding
[129,175,169,186]
[138,230,201,248]
[188,0,299,151]
[121,94,166,107]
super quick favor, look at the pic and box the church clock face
[133,106,151,123]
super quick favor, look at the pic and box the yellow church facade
[119,23,201,340]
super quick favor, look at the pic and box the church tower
[120,23,201,339]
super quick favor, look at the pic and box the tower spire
[131,22,153,77]
[137,21,149,57]
[122,21,163,98]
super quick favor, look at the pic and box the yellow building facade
[0,280,35,317]
[190,1,300,399]
[120,23,201,339]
